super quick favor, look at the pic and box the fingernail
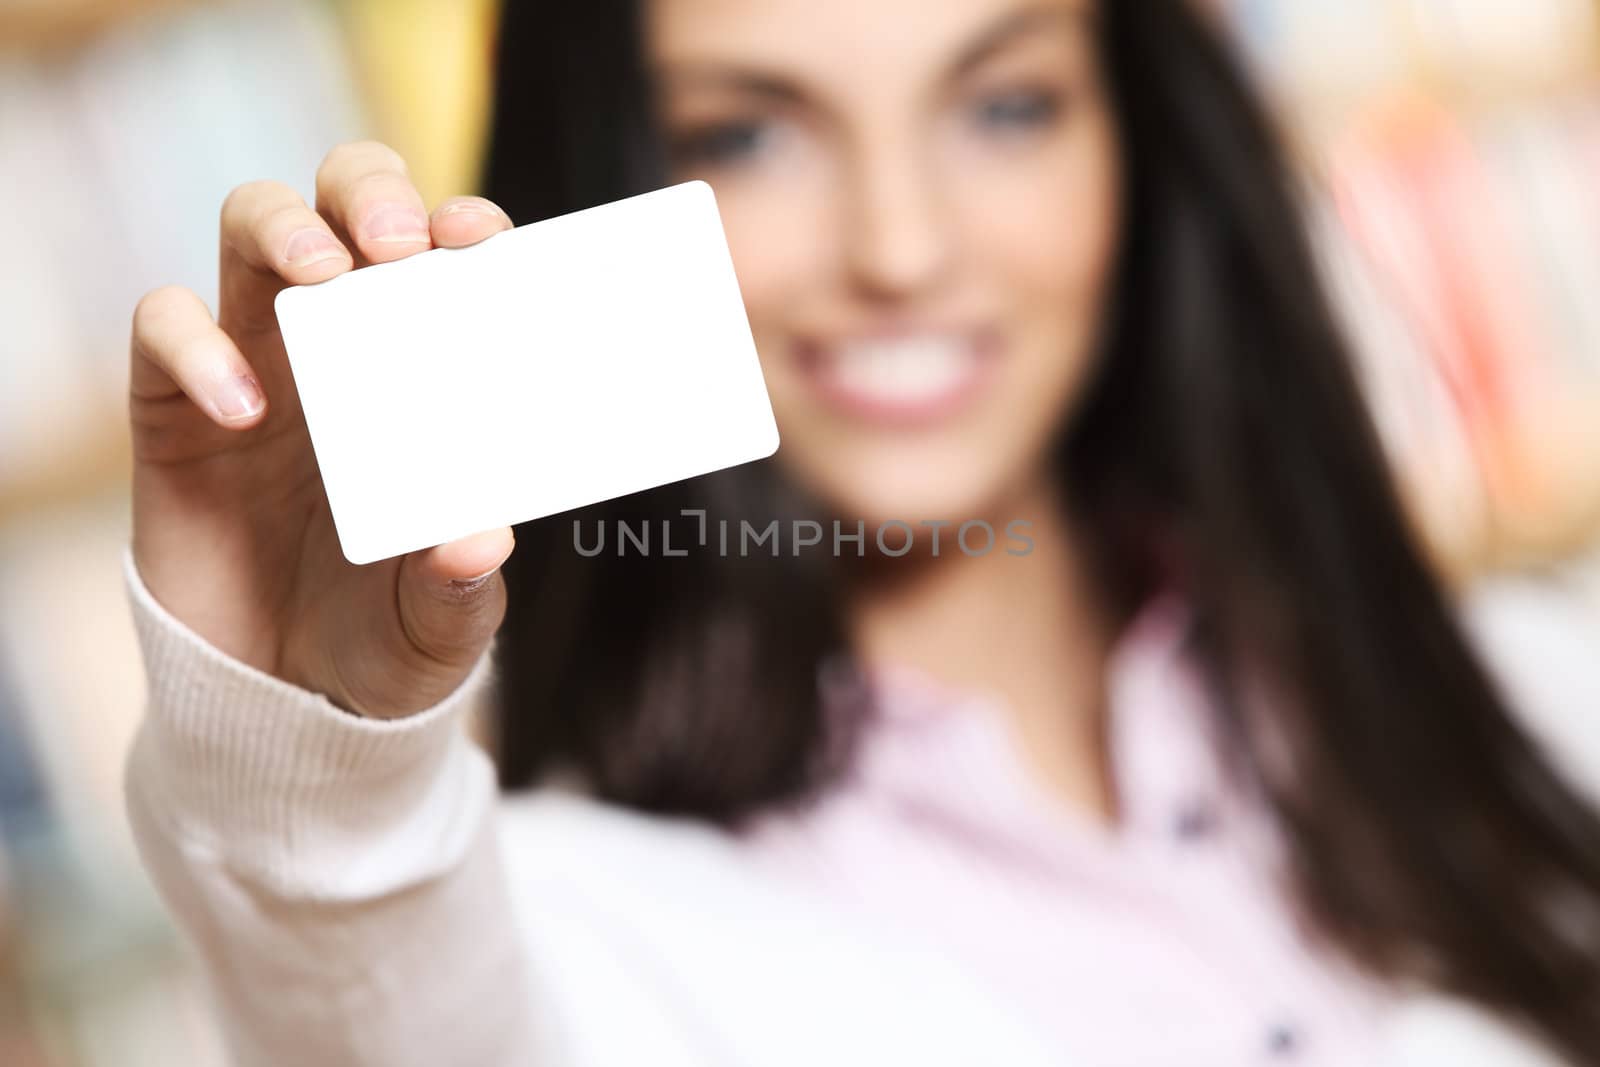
[362,204,430,245]
[437,199,505,221]
[449,568,500,593]
[284,227,345,268]
[213,374,265,421]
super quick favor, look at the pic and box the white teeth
[824,335,976,405]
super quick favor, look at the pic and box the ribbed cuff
[123,549,497,900]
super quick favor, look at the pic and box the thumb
[396,527,515,675]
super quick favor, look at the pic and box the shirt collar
[839,590,1237,851]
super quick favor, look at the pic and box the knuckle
[316,141,353,177]
[131,285,193,338]
[345,164,417,209]
[220,179,282,222]
[320,139,407,181]
[360,139,409,173]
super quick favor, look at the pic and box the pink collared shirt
[743,594,1389,1065]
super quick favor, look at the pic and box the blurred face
[649,0,1120,525]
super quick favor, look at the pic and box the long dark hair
[484,1,1600,1058]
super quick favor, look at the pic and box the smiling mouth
[797,329,1000,426]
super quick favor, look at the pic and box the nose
[840,138,956,301]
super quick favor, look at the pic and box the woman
[124,0,1600,1063]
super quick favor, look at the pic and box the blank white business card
[274,181,780,565]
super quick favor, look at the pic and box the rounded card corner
[340,544,380,567]
[273,285,300,318]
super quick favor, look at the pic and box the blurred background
[0,1,1597,1062]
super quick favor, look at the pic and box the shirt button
[1265,1021,1303,1058]
[1172,798,1220,841]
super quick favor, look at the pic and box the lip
[794,325,1002,428]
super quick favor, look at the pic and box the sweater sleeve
[121,552,538,1066]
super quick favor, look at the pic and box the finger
[218,179,353,334]
[418,527,517,585]
[430,196,514,249]
[396,527,516,669]
[131,285,266,429]
[314,140,432,266]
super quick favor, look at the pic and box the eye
[972,88,1066,132]
[668,119,774,167]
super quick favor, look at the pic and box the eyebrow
[655,2,1088,103]
[656,67,802,105]
[947,3,1089,80]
